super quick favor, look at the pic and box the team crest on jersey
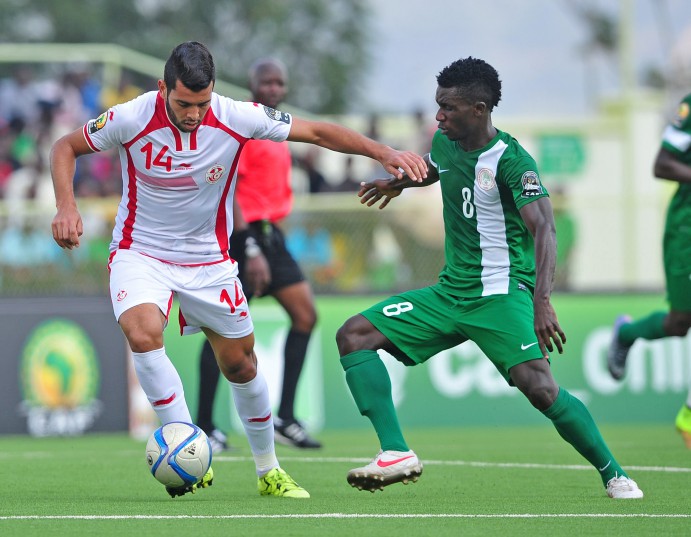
[263,105,291,124]
[206,164,225,184]
[87,111,109,134]
[673,102,690,128]
[521,171,543,197]
[476,168,496,191]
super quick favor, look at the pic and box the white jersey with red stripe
[83,91,292,265]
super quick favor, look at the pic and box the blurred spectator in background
[296,146,329,194]
[0,65,41,126]
[331,155,363,192]
[101,72,143,109]
[551,185,577,291]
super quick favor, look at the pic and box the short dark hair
[163,41,215,92]
[437,57,502,111]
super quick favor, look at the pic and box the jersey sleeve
[661,94,691,155]
[500,154,549,210]
[83,92,154,152]
[216,97,292,143]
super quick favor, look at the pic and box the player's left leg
[510,360,643,499]
[205,330,309,498]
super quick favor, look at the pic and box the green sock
[619,311,667,346]
[340,350,409,452]
[542,387,626,486]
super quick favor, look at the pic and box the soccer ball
[145,422,212,488]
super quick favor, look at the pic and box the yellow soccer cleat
[675,405,691,449]
[166,467,214,498]
[258,468,310,498]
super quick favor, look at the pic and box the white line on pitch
[1,514,690,520]
[214,455,691,474]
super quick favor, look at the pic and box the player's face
[250,65,287,109]
[434,86,479,141]
[159,79,213,132]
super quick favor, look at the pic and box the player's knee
[218,351,257,383]
[293,307,317,333]
[522,383,558,411]
[126,331,163,353]
[336,316,360,356]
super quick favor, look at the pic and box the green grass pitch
[1,425,689,536]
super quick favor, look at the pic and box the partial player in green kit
[607,93,691,449]
[336,57,643,499]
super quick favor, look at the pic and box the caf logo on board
[19,319,102,436]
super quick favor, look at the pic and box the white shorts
[108,249,254,338]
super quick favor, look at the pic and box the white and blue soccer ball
[145,422,212,488]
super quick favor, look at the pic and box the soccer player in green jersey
[607,94,691,449]
[336,57,643,499]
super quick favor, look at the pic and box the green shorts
[360,283,545,384]
[664,225,691,311]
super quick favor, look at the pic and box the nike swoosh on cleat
[521,342,538,351]
[377,456,415,468]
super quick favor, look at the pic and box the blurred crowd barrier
[0,187,618,297]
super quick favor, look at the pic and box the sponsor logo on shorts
[116,289,127,301]
[521,342,538,351]
[205,165,225,184]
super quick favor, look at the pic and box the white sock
[132,347,192,425]
[230,372,279,476]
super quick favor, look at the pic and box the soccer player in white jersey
[50,41,427,499]
[335,57,643,500]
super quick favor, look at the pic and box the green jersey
[430,129,549,298]
[660,94,691,281]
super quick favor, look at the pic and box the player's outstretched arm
[287,117,428,182]
[358,154,440,209]
[50,129,94,250]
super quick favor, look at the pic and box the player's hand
[358,178,403,209]
[378,148,427,182]
[244,254,271,297]
[51,205,83,249]
[533,298,566,357]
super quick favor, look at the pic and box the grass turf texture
[1,425,689,537]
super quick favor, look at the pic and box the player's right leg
[110,250,194,425]
[336,286,459,492]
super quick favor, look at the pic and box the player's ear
[474,101,487,116]
[157,79,167,99]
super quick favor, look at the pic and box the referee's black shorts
[229,220,305,300]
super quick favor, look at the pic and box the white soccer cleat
[347,449,423,492]
[606,475,644,499]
